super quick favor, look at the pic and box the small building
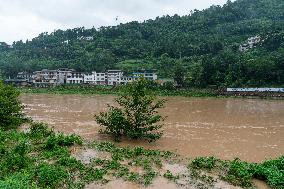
[17,72,33,82]
[85,36,94,41]
[4,71,33,86]
[239,36,262,52]
[120,70,158,84]
[131,70,158,81]
[121,75,134,84]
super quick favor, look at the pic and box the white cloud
[0,0,229,44]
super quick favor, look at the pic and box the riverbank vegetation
[19,83,219,97]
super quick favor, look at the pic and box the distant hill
[0,0,283,87]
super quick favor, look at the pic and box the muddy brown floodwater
[21,94,284,162]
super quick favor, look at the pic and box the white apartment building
[84,72,97,84]
[66,72,84,84]
[96,72,106,85]
[58,68,73,84]
[106,70,124,86]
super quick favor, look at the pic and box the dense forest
[0,0,283,87]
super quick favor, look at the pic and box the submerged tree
[0,81,24,129]
[95,79,166,142]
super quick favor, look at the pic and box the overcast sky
[0,0,229,44]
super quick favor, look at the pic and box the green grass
[19,85,219,98]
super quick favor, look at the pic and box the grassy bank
[0,122,283,189]
[19,85,219,97]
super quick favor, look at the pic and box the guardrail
[227,88,284,92]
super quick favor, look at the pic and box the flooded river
[21,94,284,162]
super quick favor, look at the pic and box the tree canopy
[0,0,283,87]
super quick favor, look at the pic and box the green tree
[0,81,24,129]
[173,61,185,88]
[95,79,166,142]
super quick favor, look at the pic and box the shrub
[0,173,38,189]
[29,122,54,139]
[0,81,24,129]
[95,79,166,142]
[37,164,68,188]
[254,156,284,188]
[190,156,218,170]
[44,133,82,150]
[224,158,255,187]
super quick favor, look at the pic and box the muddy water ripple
[21,94,284,162]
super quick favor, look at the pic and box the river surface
[21,94,284,162]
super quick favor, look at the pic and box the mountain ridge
[0,0,283,87]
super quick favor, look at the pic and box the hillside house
[239,36,261,52]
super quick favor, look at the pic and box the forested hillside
[0,0,283,87]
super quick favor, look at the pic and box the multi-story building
[58,68,73,84]
[66,72,84,84]
[33,69,58,87]
[9,69,158,87]
[96,72,106,85]
[32,68,74,87]
[106,70,123,86]
[84,72,97,84]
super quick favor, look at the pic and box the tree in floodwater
[0,81,24,129]
[95,79,166,142]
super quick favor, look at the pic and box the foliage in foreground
[0,122,85,189]
[0,81,24,129]
[0,124,175,188]
[95,79,166,142]
[0,122,283,189]
[189,156,284,189]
